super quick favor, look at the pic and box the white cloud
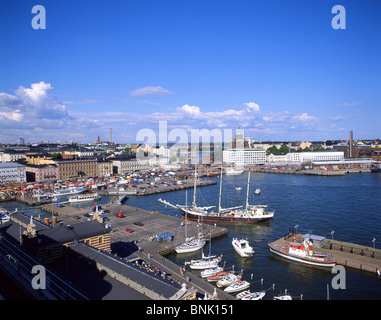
[128,86,174,96]
[244,102,260,112]
[293,113,317,122]
[337,101,363,107]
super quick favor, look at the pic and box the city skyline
[1,1,380,144]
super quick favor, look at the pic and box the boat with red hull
[269,236,336,268]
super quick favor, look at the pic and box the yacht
[53,186,87,197]
[232,238,254,257]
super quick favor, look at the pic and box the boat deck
[269,233,381,274]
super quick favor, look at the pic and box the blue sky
[1,0,380,144]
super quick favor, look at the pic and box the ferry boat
[232,238,254,257]
[268,236,336,268]
[53,186,87,197]
[68,193,101,203]
[158,169,274,224]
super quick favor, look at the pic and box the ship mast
[218,167,223,216]
[245,170,251,211]
[192,165,197,208]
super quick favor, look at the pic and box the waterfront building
[55,158,98,180]
[96,159,113,177]
[1,211,111,264]
[286,151,344,163]
[112,158,150,174]
[25,164,59,182]
[223,148,266,165]
[0,162,26,183]
[310,158,374,171]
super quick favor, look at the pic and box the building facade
[223,148,266,165]
[55,159,98,180]
[25,164,59,182]
[0,162,26,183]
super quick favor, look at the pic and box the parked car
[133,221,144,226]
[125,228,134,233]
[115,213,125,218]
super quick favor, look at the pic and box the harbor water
[1,172,381,300]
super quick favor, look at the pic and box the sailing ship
[159,169,274,224]
[232,238,254,257]
[268,236,336,268]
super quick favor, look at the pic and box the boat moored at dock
[232,238,254,257]
[268,236,336,268]
[68,193,101,203]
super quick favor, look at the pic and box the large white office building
[287,151,344,163]
[223,148,266,165]
[0,162,26,183]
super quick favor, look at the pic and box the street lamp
[294,224,299,236]
[331,230,335,241]
[372,237,376,249]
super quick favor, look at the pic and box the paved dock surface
[269,233,381,274]
[37,196,235,300]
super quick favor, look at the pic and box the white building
[0,162,26,183]
[223,148,266,165]
[287,151,344,163]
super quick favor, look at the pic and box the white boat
[187,253,222,270]
[216,273,240,288]
[232,238,254,257]
[225,167,244,175]
[236,290,266,300]
[268,236,336,268]
[0,208,10,223]
[255,188,261,195]
[224,280,250,293]
[274,291,293,300]
[175,237,206,254]
[235,187,242,191]
[200,266,224,278]
[68,193,101,203]
[53,186,87,197]
[207,270,235,282]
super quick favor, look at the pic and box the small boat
[68,193,101,203]
[187,253,222,270]
[200,266,224,278]
[232,238,254,257]
[237,290,266,300]
[0,208,10,223]
[235,187,242,191]
[255,188,261,195]
[175,237,206,254]
[268,236,336,268]
[274,292,293,300]
[216,273,240,288]
[225,167,244,175]
[207,270,235,282]
[224,280,250,293]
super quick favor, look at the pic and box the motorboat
[68,193,101,202]
[216,273,240,288]
[224,280,250,293]
[232,238,254,257]
[235,187,242,191]
[0,208,10,223]
[236,290,266,300]
[268,235,336,268]
[200,266,224,278]
[225,167,244,175]
[255,188,261,195]
[206,270,235,282]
